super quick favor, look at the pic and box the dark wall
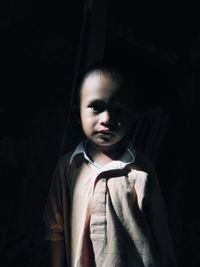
[1,1,199,267]
[1,1,83,266]
[105,3,199,267]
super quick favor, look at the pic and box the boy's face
[80,73,132,151]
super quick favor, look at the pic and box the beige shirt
[43,142,176,267]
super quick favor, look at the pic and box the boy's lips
[96,129,113,135]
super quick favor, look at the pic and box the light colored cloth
[43,141,176,267]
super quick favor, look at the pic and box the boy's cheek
[119,122,131,135]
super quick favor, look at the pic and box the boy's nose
[99,110,111,126]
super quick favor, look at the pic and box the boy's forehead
[80,73,133,106]
[80,73,119,98]
[111,89,133,109]
[83,73,106,90]
[82,72,119,89]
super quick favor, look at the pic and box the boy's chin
[89,139,124,152]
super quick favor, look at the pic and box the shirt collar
[69,140,136,169]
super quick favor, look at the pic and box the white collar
[70,140,136,169]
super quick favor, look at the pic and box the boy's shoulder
[129,150,156,176]
[57,151,74,168]
[51,151,75,182]
[59,151,73,162]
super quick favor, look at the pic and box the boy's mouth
[96,130,114,136]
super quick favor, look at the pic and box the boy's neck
[87,141,125,167]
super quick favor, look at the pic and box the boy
[43,64,177,266]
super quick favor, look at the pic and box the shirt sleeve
[146,161,177,267]
[43,154,70,241]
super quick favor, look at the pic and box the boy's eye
[112,102,126,113]
[88,103,105,113]
[89,106,98,112]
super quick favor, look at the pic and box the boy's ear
[73,105,81,124]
